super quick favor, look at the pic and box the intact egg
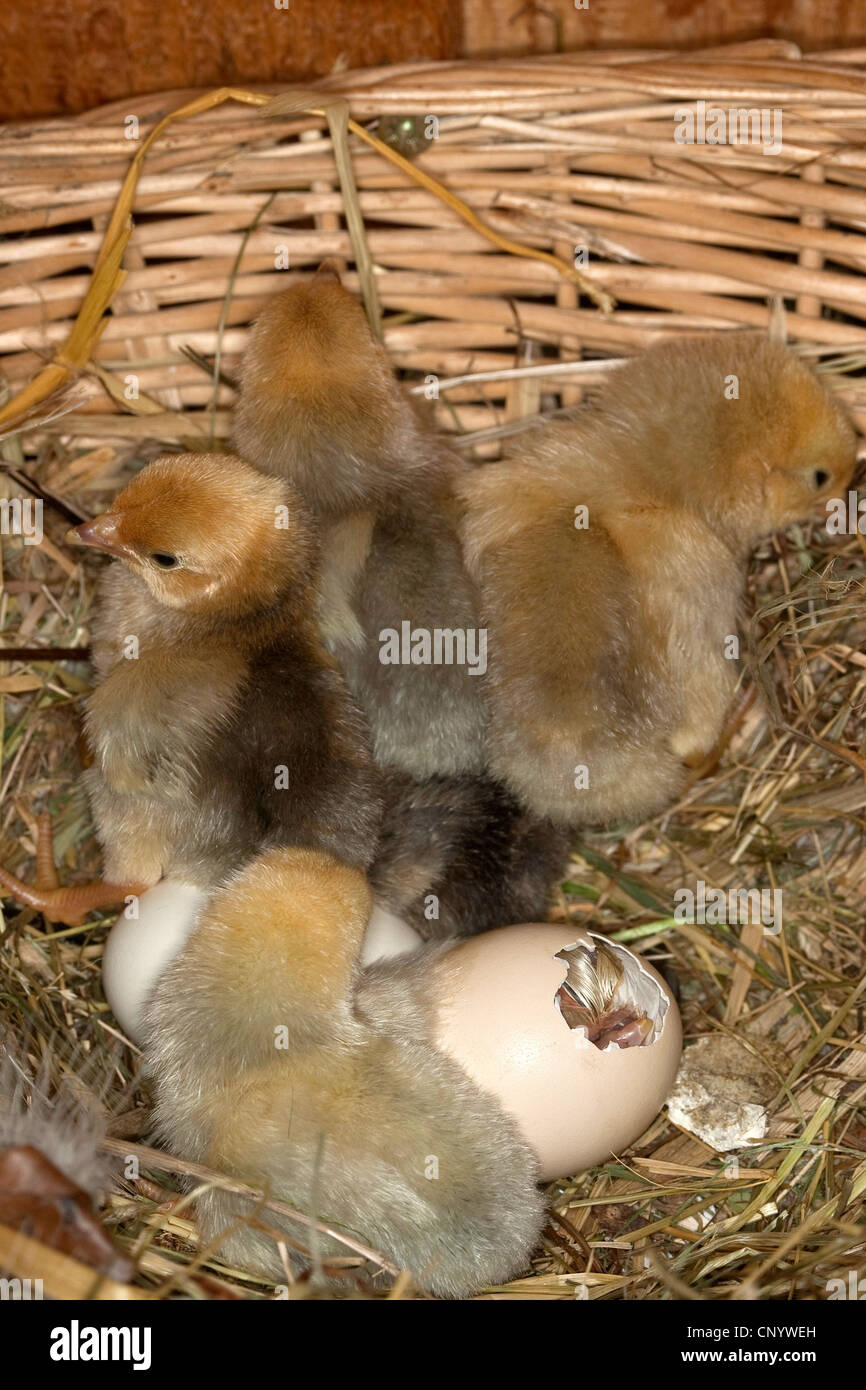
[429,924,681,1180]
[102,880,207,1043]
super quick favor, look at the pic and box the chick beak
[67,514,136,560]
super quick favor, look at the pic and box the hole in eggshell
[554,936,668,1051]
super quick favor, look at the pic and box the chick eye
[812,469,830,490]
[151,552,179,569]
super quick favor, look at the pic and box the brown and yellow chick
[233,264,487,780]
[459,334,857,825]
[0,454,381,926]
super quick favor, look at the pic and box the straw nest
[0,41,865,1300]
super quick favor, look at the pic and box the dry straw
[0,41,865,1300]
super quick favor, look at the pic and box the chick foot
[0,811,145,928]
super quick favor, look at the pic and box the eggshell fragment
[665,1031,781,1151]
[430,924,682,1180]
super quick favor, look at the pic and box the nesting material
[0,1046,132,1281]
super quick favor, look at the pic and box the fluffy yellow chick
[459,335,857,825]
[146,846,544,1297]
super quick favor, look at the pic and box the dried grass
[0,41,865,1300]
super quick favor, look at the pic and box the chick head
[624,337,858,543]
[593,336,857,550]
[70,453,315,614]
[233,262,431,513]
[722,341,857,537]
[242,261,382,402]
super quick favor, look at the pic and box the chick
[459,335,857,825]
[145,846,544,1298]
[233,267,570,933]
[0,453,381,926]
[233,263,486,780]
[371,770,571,938]
[0,453,564,941]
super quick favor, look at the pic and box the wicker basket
[1,39,865,458]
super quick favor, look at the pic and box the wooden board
[463,0,866,59]
[0,0,463,120]
[4,1,866,122]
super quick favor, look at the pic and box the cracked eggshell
[429,924,682,1181]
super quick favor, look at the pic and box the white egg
[102,880,207,1043]
[359,904,422,964]
[430,924,682,1180]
